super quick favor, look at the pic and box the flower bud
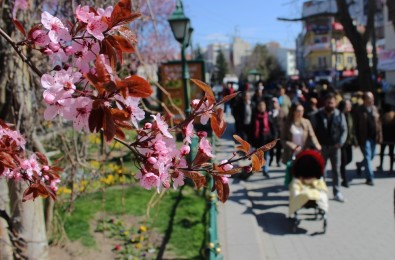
[147,157,157,164]
[197,131,207,139]
[180,145,190,156]
[243,166,252,173]
[144,123,152,129]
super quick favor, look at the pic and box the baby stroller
[285,149,328,233]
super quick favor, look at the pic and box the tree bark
[387,0,395,30]
[336,0,375,91]
[1,1,49,259]
[0,180,13,260]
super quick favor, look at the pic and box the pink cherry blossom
[31,30,50,47]
[44,100,65,120]
[172,171,184,189]
[183,120,194,144]
[151,114,172,138]
[220,160,233,171]
[157,163,170,192]
[20,155,40,178]
[199,137,214,158]
[41,69,80,103]
[62,97,93,132]
[180,145,190,156]
[75,5,93,23]
[86,16,108,40]
[41,11,71,43]
[72,39,100,73]
[139,172,160,190]
[116,97,144,129]
[97,6,113,24]
[12,0,28,18]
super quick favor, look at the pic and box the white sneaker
[334,193,345,203]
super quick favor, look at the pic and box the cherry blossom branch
[0,27,43,77]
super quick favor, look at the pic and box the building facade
[266,42,297,77]
[297,0,384,83]
[380,0,395,105]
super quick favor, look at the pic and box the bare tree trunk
[1,1,49,259]
[387,0,395,30]
[0,180,13,260]
[336,0,375,91]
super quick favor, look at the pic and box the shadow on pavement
[256,212,307,235]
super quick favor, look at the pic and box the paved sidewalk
[216,116,395,260]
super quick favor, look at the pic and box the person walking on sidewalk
[281,102,321,164]
[251,100,275,178]
[355,92,382,186]
[377,103,395,173]
[269,97,286,167]
[311,93,347,202]
[338,99,358,188]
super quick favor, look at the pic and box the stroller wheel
[323,218,327,233]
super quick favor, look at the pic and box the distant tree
[194,45,204,60]
[388,0,395,30]
[242,44,284,84]
[216,49,228,84]
[336,0,376,91]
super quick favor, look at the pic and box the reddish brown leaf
[89,100,105,133]
[116,75,153,98]
[213,176,229,203]
[256,139,279,153]
[215,168,242,175]
[22,183,49,202]
[0,152,17,169]
[251,154,261,172]
[233,134,251,155]
[111,108,130,121]
[218,92,240,105]
[110,0,141,28]
[210,109,226,138]
[102,38,118,69]
[114,120,133,130]
[192,177,206,190]
[181,170,204,180]
[85,73,105,96]
[111,35,135,53]
[192,151,211,166]
[35,152,48,165]
[103,106,116,142]
[13,19,26,36]
[191,79,216,105]
[95,56,112,83]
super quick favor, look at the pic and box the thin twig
[0,28,43,77]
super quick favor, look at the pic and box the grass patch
[60,185,207,258]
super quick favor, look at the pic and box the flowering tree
[0,0,276,258]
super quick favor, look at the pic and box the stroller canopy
[292,149,325,179]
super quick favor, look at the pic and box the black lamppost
[168,0,193,116]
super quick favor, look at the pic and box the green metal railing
[206,136,222,259]
[190,134,222,259]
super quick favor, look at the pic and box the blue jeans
[322,146,341,196]
[262,151,270,173]
[361,139,376,181]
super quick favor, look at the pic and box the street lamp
[168,0,193,116]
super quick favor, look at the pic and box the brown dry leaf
[191,79,216,105]
[233,134,251,154]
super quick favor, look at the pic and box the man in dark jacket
[354,92,382,186]
[311,93,347,202]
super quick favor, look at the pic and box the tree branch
[363,0,376,43]
[0,27,43,78]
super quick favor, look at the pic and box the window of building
[347,56,354,66]
[318,56,327,68]
[336,54,343,67]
